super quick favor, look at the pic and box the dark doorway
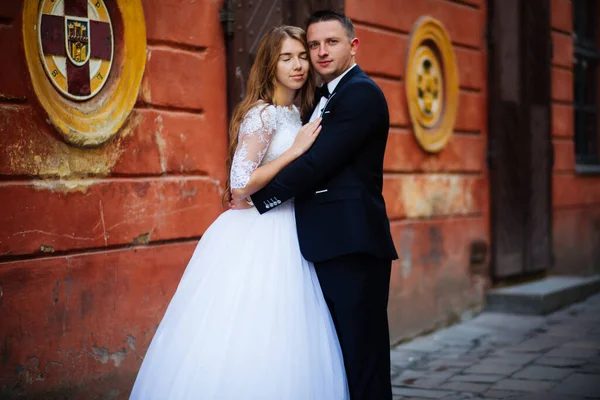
[487,0,554,280]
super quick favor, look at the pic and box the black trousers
[315,253,392,400]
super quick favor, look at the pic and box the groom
[251,10,397,399]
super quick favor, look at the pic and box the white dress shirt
[309,63,357,122]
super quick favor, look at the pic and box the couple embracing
[130,10,398,400]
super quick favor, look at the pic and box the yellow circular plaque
[406,17,458,153]
[23,0,147,147]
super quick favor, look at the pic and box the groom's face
[307,20,358,83]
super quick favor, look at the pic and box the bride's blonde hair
[223,25,315,204]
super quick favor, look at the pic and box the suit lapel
[320,66,364,116]
[303,66,365,122]
[330,65,363,97]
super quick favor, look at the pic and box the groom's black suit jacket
[251,66,398,263]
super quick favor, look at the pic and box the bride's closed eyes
[279,52,309,62]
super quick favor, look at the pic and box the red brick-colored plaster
[374,78,485,132]
[347,0,483,48]
[112,108,228,181]
[141,45,226,112]
[455,46,486,90]
[0,1,21,20]
[0,242,196,398]
[552,103,574,138]
[0,24,29,100]
[388,216,488,341]
[143,0,223,48]
[551,0,573,33]
[552,139,576,173]
[1,1,228,396]
[384,129,485,173]
[356,26,484,90]
[354,25,406,79]
[553,174,600,208]
[552,31,573,69]
[375,78,409,127]
[0,178,224,256]
[550,0,600,275]
[0,106,227,180]
[553,206,600,275]
[455,91,485,132]
[552,67,574,102]
[383,174,487,220]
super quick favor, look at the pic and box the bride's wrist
[287,147,302,158]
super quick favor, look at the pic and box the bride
[129,25,349,400]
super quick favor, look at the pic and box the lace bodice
[230,103,302,189]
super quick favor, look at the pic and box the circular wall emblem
[23,0,146,147]
[406,17,459,153]
[37,0,114,101]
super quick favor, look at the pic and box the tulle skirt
[129,201,349,399]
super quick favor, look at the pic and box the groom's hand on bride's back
[228,197,253,210]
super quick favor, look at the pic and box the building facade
[0,0,598,397]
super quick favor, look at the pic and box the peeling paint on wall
[132,233,151,245]
[154,115,167,173]
[39,245,55,253]
[399,227,414,279]
[32,180,96,194]
[127,335,136,351]
[2,106,143,179]
[400,175,477,218]
[91,346,127,367]
[420,227,444,267]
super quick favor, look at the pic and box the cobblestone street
[390,293,600,399]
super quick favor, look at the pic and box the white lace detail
[230,103,302,189]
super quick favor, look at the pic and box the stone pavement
[390,293,600,399]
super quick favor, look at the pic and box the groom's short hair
[307,10,355,41]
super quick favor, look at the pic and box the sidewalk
[390,293,600,399]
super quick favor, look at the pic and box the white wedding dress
[129,103,349,400]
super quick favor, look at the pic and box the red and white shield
[38,0,113,101]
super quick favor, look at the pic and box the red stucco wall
[346,0,490,342]
[0,1,228,398]
[550,0,600,276]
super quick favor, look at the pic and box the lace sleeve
[230,104,278,189]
